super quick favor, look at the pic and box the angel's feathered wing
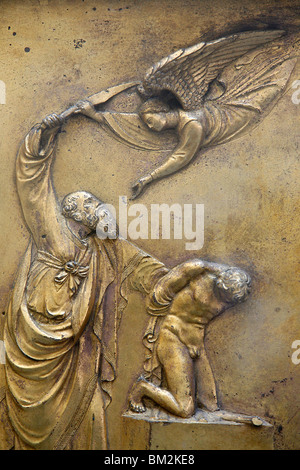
[140,30,285,110]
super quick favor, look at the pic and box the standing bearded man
[1,113,169,450]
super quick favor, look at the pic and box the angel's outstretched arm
[75,100,105,124]
[131,120,204,198]
[152,120,204,180]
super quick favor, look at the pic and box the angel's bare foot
[128,378,147,413]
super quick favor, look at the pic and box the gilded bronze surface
[0,0,299,451]
[128,260,252,418]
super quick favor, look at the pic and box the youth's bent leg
[194,344,218,412]
[129,329,196,418]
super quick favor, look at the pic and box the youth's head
[139,98,177,132]
[215,267,251,306]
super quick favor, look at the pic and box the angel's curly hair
[139,98,171,117]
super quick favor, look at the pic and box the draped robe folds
[3,125,168,450]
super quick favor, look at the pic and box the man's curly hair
[61,191,102,230]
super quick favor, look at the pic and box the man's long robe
[3,124,168,450]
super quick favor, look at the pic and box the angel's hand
[131,174,152,199]
[75,100,97,118]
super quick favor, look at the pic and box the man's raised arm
[16,113,66,249]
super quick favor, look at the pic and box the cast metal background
[0,0,299,450]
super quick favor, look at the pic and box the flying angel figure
[73,30,298,198]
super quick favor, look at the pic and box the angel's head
[139,98,178,132]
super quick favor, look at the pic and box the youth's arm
[150,260,206,307]
[150,259,229,307]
